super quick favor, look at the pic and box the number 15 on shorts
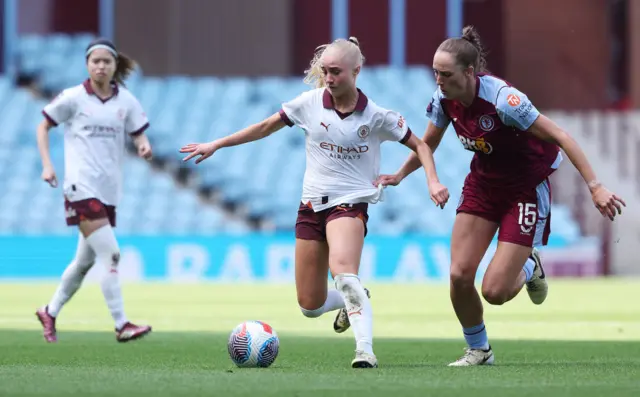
[518,202,537,233]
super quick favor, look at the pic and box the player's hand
[180,141,218,164]
[429,181,449,209]
[591,184,625,221]
[137,142,153,160]
[374,173,402,187]
[41,166,58,188]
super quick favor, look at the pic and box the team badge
[479,115,494,131]
[117,108,126,120]
[357,125,370,140]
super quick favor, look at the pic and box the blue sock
[463,322,489,350]
[523,258,535,282]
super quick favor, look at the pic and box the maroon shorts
[295,202,369,241]
[456,178,552,247]
[64,197,116,227]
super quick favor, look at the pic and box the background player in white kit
[180,37,450,368]
[35,38,153,343]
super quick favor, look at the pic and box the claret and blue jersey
[427,74,562,191]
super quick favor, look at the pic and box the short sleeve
[280,90,314,128]
[425,89,450,129]
[42,90,75,126]
[495,86,540,131]
[378,110,411,143]
[125,95,150,135]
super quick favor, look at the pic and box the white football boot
[526,248,548,305]
[333,288,370,333]
[352,350,378,368]
[448,346,495,367]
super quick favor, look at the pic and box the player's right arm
[180,113,287,164]
[181,90,314,165]
[375,91,450,187]
[36,118,58,187]
[37,90,76,187]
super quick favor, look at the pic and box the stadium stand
[3,33,581,241]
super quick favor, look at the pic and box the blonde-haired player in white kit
[181,37,450,367]
[35,38,153,343]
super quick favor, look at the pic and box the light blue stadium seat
[19,35,45,55]
[73,33,95,51]
[48,34,74,57]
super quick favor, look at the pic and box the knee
[481,284,509,305]
[297,296,325,318]
[299,305,324,318]
[449,264,476,290]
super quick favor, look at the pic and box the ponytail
[461,25,488,73]
[437,25,489,74]
[113,51,137,86]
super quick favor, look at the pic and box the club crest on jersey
[117,108,126,120]
[357,125,370,140]
[478,115,495,131]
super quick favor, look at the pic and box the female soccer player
[180,37,450,368]
[376,26,625,366]
[35,38,153,343]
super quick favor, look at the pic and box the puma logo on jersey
[320,122,330,132]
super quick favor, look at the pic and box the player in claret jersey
[181,37,449,368]
[35,38,153,343]
[376,26,625,366]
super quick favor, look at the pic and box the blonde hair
[303,36,365,88]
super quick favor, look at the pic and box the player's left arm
[380,111,449,208]
[497,87,625,219]
[126,94,152,160]
[528,115,625,219]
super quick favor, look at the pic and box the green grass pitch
[1,279,639,396]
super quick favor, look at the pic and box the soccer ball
[227,321,279,368]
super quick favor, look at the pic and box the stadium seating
[2,33,582,242]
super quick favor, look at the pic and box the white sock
[523,258,536,282]
[85,225,128,330]
[48,234,96,317]
[334,273,374,355]
[324,289,345,311]
[300,289,345,318]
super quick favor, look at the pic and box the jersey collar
[83,79,119,103]
[322,88,368,112]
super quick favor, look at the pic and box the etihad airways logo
[319,142,368,160]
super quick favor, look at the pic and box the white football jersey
[280,88,410,212]
[43,80,149,206]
